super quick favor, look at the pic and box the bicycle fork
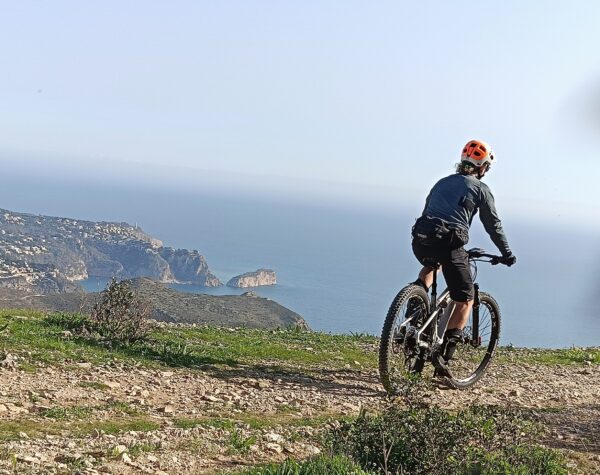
[471,283,481,346]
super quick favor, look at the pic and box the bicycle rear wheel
[444,291,500,389]
[379,284,430,395]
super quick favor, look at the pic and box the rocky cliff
[227,269,277,288]
[0,209,222,293]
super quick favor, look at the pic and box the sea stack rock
[227,269,277,288]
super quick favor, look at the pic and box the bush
[47,280,152,344]
[238,455,372,475]
[328,405,567,475]
[86,278,153,343]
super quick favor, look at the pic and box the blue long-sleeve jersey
[421,173,511,257]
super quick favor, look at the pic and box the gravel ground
[0,352,599,474]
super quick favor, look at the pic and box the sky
[1,1,600,227]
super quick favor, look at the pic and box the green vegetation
[0,310,377,371]
[37,401,139,421]
[174,413,350,432]
[236,455,370,475]
[327,405,566,475]
[0,419,66,441]
[77,381,110,390]
[86,278,153,343]
[0,309,590,473]
[497,346,600,365]
[127,442,160,456]
[77,418,160,436]
[0,416,159,441]
[3,310,596,375]
[233,406,567,475]
[42,405,93,420]
[227,428,256,454]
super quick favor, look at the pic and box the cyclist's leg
[440,246,474,331]
[416,266,438,289]
[435,247,474,371]
[447,301,473,330]
[411,240,441,290]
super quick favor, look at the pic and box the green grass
[497,346,600,365]
[233,455,371,475]
[128,442,160,456]
[79,418,160,436]
[77,381,110,390]
[227,428,256,454]
[0,310,378,372]
[39,401,140,421]
[0,419,66,441]
[156,325,378,369]
[0,415,160,441]
[42,405,93,420]
[173,412,353,431]
[1,310,597,384]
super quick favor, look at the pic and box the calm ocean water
[77,191,600,349]
[3,178,598,348]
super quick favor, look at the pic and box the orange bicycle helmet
[461,140,495,168]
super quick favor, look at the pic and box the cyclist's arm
[479,185,512,257]
[422,190,432,215]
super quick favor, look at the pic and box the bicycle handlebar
[467,248,510,266]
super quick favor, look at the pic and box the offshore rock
[0,208,222,293]
[227,269,277,288]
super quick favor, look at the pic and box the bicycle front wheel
[444,291,501,390]
[379,284,430,396]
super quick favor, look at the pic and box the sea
[3,177,599,348]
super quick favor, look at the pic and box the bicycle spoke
[379,287,430,394]
[446,296,498,385]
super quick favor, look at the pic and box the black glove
[499,254,516,267]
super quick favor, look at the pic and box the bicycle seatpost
[430,269,437,312]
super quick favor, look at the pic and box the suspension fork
[472,283,480,346]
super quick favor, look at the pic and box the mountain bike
[379,248,506,392]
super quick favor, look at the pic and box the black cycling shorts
[412,240,474,302]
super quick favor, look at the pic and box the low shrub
[238,455,371,474]
[328,405,567,475]
[88,278,152,343]
[46,279,152,344]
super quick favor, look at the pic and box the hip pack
[411,216,469,248]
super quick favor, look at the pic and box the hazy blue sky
[1,1,599,226]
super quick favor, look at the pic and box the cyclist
[411,140,516,376]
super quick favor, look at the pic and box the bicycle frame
[414,270,450,350]
[379,248,505,393]
[414,266,481,351]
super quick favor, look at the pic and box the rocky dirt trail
[0,354,599,474]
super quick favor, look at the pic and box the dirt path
[1,357,599,474]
